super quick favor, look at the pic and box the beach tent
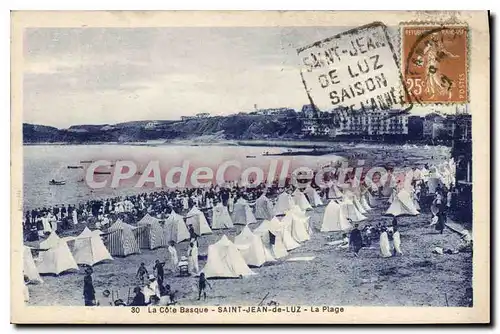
[254,219,288,259]
[254,194,274,220]
[304,185,323,207]
[340,197,367,222]
[282,211,310,243]
[353,196,368,215]
[276,217,301,251]
[69,227,113,266]
[274,192,295,216]
[234,226,275,267]
[135,214,168,250]
[36,234,79,275]
[232,199,257,225]
[328,183,344,199]
[360,193,372,211]
[23,246,43,284]
[385,189,420,217]
[211,202,234,229]
[292,189,313,211]
[321,200,351,232]
[201,235,255,278]
[163,211,190,243]
[381,174,396,197]
[38,231,61,250]
[185,206,213,235]
[103,220,140,257]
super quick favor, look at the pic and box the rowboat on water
[49,180,66,185]
[94,171,111,175]
[67,165,83,169]
[79,160,94,163]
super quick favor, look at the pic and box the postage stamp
[401,24,469,104]
[10,11,489,324]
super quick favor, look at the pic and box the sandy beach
[27,199,472,307]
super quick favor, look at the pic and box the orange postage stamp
[401,24,468,104]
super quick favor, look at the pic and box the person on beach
[197,273,212,301]
[96,289,113,306]
[83,267,96,306]
[166,241,179,273]
[393,226,403,256]
[143,274,160,302]
[153,260,166,286]
[136,262,149,284]
[379,227,392,258]
[349,223,363,257]
[187,242,199,275]
[436,211,446,234]
[129,286,146,306]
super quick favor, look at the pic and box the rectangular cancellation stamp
[297,22,409,114]
[401,24,469,104]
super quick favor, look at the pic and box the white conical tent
[201,235,255,278]
[232,199,257,225]
[321,200,352,232]
[274,192,295,215]
[136,214,168,249]
[366,191,377,207]
[328,183,343,199]
[276,217,301,250]
[282,211,310,243]
[163,211,190,243]
[292,189,312,211]
[340,197,367,222]
[23,246,43,284]
[385,189,420,217]
[254,194,274,220]
[353,196,368,215]
[39,232,61,250]
[304,185,323,207]
[254,219,288,259]
[186,206,213,235]
[211,203,234,229]
[71,227,113,266]
[234,226,275,267]
[360,193,372,211]
[36,233,79,275]
[104,220,140,257]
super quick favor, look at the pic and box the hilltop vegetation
[23,114,304,144]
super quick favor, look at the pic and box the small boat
[246,155,256,158]
[49,180,66,185]
[79,160,94,163]
[94,171,111,175]
[67,165,83,169]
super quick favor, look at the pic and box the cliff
[23,114,304,144]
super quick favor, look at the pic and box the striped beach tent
[164,211,190,243]
[135,214,168,250]
[103,220,140,257]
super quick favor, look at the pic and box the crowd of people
[24,156,472,306]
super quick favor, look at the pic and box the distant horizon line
[24,108,464,130]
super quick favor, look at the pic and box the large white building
[301,107,409,137]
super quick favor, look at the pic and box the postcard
[11,10,490,324]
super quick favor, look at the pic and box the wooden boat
[67,165,83,169]
[49,180,66,185]
[79,160,94,163]
[246,155,257,158]
[93,171,111,175]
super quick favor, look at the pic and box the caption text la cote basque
[130,306,345,314]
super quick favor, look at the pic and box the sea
[23,144,344,210]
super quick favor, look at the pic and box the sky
[23,27,458,128]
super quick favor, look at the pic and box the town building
[144,121,159,129]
